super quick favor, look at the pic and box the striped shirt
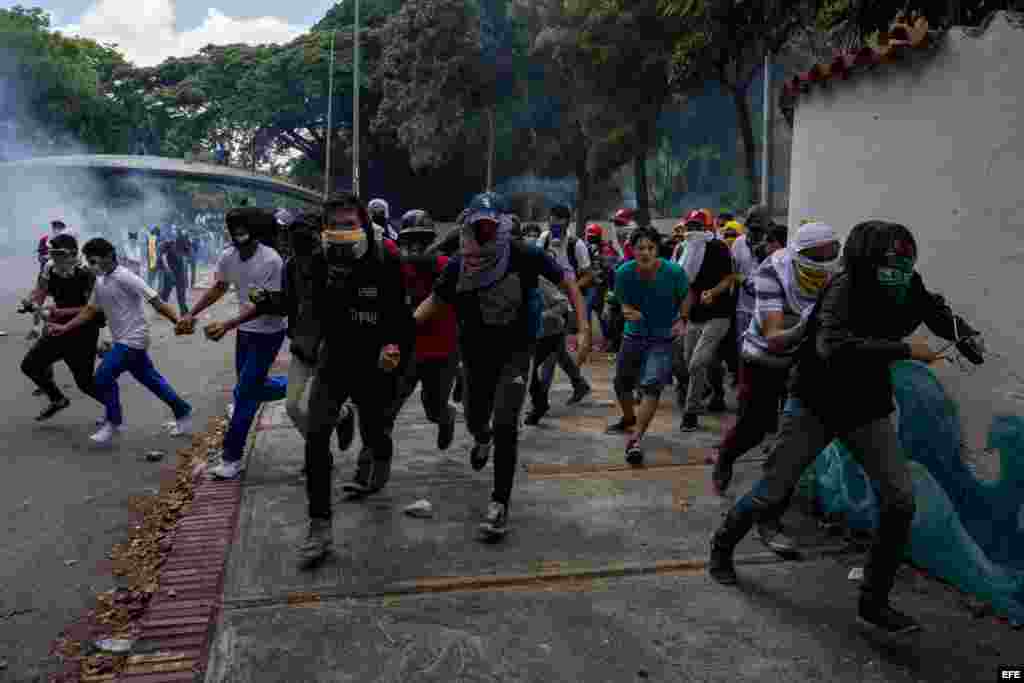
[741,255,816,366]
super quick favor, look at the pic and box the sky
[4,0,337,66]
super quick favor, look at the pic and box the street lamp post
[324,30,336,201]
[353,0,361,198]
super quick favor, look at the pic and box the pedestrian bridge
[0,154,323,205]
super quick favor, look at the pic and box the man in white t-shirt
[534,205,592,405]
[49,238,193,445]
[178,208,287,480]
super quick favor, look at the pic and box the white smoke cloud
[56,0,305,67]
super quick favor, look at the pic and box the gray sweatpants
[681,317,732,414]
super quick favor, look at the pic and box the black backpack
[540,233,580,273]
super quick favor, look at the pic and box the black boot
[342,448,374,495]
[708,506,756,585]
[856,503,919,634]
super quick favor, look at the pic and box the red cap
[683,209,709,227]
[585,223,603,239]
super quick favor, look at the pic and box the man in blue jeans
[49,238,193,445]
[605,227,691,464]
[178,209,287,479]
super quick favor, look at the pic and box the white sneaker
[169,415,193,437]
[209,459,245,480]
[226,403,235,420]
[89,423,118,445]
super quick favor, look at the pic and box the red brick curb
[113,478,244,682]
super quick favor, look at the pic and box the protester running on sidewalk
[708,221,841,556]
[297,193,414,566]
[20,234,106,422]
[708,220,986,635]
[415,192,590,540]
[536,205,592,405]
[605,227,690,465]
[48,238,192,445]
[388,209,458,450]
[249,211,356,472]
[178,209,287,480]
[675,210,734,431]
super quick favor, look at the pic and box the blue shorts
[614,335,674,397]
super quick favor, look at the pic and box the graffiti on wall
[814,361,1024,625]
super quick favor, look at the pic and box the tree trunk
[576,150,589,238]
[733,89,758,205]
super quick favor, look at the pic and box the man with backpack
[536,205,592,405]
[177,207,287,480]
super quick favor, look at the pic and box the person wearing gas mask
[583,223,617,347]
[48,238,192,445]
[20,234,106,422]
[388,209,458,449]
[248,211,357,468]
[708,220,985,635]
[705,222,840,556]
[297,194,413,566]
[674,210,734,432]
[367,198,400,242]
[177,209,287,480]
[415,192,589,540]
[536,205,592,405]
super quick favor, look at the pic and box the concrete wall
[786,11,1024,440]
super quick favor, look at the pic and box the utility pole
[486,107,495,193]
[761,50,773,212]
[353,0,361,197]
[324,30,336,201]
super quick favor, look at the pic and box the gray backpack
[537,277,570,338]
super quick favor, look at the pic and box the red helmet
[585,223,603,239]
[612,208,635,226]
[683,209,710,227]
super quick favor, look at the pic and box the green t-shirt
[613,258,689,339]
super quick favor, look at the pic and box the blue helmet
[464,192,509,225]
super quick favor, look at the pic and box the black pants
[462,348,532,505]
[389,353,457,426]
[21,328,102,404]
[528,334,563,410]
[159,267,189,315]
[305,365,399,520]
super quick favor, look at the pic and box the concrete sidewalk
[121,351,1020,682]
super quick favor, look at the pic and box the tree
[822,0,1024,37]
[660,0,823,205]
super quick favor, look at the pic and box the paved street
[122,344,1017,683]
[0,257,235,682]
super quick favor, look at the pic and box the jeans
[614,335,674,399]
[390,354,458,426]
[159,267,189,315]
[736,399,916,601]
[462,348,532,504]
[305,364,399,520]
[222,330,286,462]
[680,317,731,414]
[95,343,191,426]
[21,327,102,404]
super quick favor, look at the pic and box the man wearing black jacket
[708,220,985,635]
[298,194,414,567]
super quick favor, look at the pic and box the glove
[956,335,985,366]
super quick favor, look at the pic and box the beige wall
[786,11,1024,439]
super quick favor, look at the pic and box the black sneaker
[680,413,699,432]
[437,406,456,451]
[32,387,45,397]
[335,406,355,452]
[479,501,509,539]
[757,521,799,557]
[857,599,922,635]
[300,455,335,476]
[625,438,644,465]
[707,396,727,413]
[712,456,733,495]
[524,404,549,426]
[605,417,637,434]
[567,383,591,405]
[452,378,463,404]
[341,451,373,495]
[36,396,70,421]
[297,518,333,568]
[470,440,492,471]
